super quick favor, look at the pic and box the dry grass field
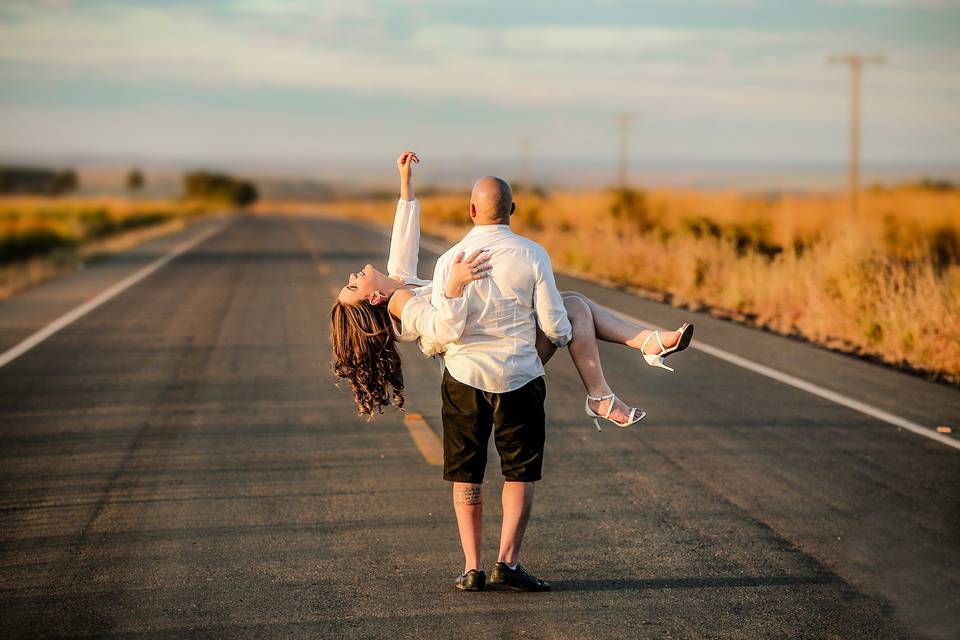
[0,197,210,298]
[260,185,960,383]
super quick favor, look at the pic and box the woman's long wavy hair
[330,299,404,416]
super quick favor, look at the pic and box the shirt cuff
[550,332,572,348]
[435,293,466,317]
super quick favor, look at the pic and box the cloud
[819,0,959,7]
[0,0,958,164]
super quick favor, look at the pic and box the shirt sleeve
[532,246,572,347]
[401,292,468,356]
[429,249,453,310]
[386,199,420,283]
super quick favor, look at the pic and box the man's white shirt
[385,198,573,390]
[432,219,572,394]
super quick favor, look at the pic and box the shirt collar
[466,224,512,236]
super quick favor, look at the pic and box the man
[431,176,572,592]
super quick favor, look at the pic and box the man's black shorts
[440,368,546,484]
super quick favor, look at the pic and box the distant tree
[50,170,78,195]
[609,187,651,232]
[232,180,259,207]
[183,171,259,207]
[918,178,955,192]
[530,184,549,199]
[0,167,78,195]
[127,168,145,191]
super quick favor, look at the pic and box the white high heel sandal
[640,323,695,372]
[584,394,646,432]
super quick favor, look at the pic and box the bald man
[430,176,572,592]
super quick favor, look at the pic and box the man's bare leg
[453,483,483,572]
[497,481,535,565]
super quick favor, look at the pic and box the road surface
[1,212,958,639]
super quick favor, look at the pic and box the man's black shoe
[489,562,551,591]
[455,569,486,591]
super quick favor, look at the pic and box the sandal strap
[640,330,666,356]
[604,396,617,419]
[586,393,615,402]
[588,394,642,426]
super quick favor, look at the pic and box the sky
[0,0,958,184]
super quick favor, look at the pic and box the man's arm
[532,247,572,347]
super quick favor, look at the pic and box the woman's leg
[562,292,684,352]
[559,294,636,424]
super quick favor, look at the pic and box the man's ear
[469,203,477,220]
[510,202,516,216]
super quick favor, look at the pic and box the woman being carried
[330,151,693,430]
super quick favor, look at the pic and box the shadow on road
[551,574,842,591]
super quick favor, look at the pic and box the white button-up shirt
[431,222,572,393]
[386,199,463,357]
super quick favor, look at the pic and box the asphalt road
[1,212,958,639]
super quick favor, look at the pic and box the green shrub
[0,227,77,263]
[184,171,259,207]
[524,206,544,231]
[0,167,78,195]
[609,188,651,232]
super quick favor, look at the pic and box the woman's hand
[397,151,419,201]
[446,249,491,298]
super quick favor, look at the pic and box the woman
[331,151,693,430]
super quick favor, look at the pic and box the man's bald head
[470,176,515,225]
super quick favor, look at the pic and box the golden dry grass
[0,196,211,298]
[259,186,960,383]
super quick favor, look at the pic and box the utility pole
[615,112,634,189]
[828,53,885,218]
[517,137,531,192]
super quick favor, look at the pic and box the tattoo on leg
[454,484,483,506]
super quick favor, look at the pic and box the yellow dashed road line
[403,412,443,466]
[289,216,444,466]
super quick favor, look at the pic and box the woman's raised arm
[386,151,423,283]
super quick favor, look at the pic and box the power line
[828,53,885,218]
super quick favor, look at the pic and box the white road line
[370,219,959,451]
[610,310,960,452]
[0,217,233,370]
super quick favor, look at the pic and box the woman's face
[338,263,392,305]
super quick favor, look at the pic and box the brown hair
[330,299,404,416]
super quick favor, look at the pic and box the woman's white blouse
[386,199,464,357]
